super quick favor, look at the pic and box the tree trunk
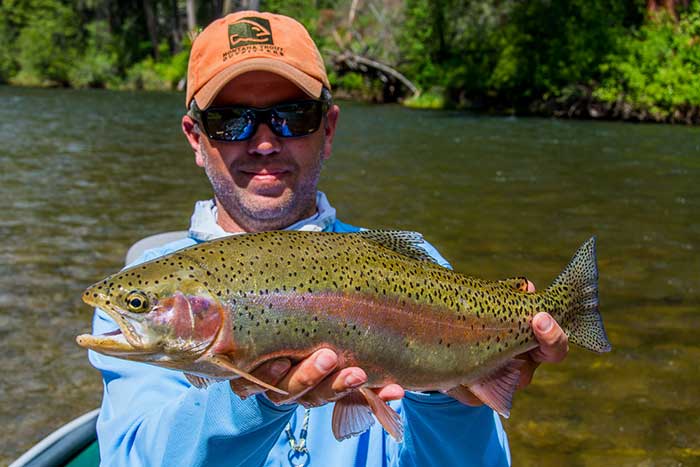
[222,0,233,15]
[242,0,259,10]
[171,0,182,52]
[647,0,685,19]
[186,0,197,34]
[143,0,159,59]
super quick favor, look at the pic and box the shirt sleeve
[89,248,296,467]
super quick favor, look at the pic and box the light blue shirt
[89,197,511,467]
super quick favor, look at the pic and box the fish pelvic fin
[331,391,376,441]
[548,236,612,353]
[331,388,403,442]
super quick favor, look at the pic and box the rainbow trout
[77,230,611,441]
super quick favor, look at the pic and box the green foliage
[261,0,326,46]
[403,88,446,109]
[125,45,190,91]
[0,13,19,82]
[68,21,121,88]
[594,2,700,119]
[334,71,365,91]
[2,0,698,121]
[13,0,81,86]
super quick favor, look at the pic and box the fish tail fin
[547,237,612,353]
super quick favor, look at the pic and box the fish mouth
[76,328,141,355]
[78,297,159,357]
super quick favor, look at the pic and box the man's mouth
[239,167,291,181]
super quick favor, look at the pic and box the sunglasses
[192,99,330,142]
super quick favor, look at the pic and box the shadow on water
[1,86,698,465]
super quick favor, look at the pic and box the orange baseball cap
[186,11,331,109]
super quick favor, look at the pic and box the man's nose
[248,123,281,156]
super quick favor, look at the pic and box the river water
[1,86,698,466]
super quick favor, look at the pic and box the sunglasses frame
[189,98,331,142]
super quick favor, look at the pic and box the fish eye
[125,291,149,313]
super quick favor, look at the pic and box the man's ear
[321,104,340,161]
[182,115,205,167]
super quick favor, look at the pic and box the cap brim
[193,58,323,109]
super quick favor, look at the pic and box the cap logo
[228,17,273,48]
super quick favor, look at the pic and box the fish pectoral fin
[498,276,530,292]
[184,373,218,389]
[360,387,404,442]
[331,391,376,441]
[465,359,524,418]
[204,356,289,395]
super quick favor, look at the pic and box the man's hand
[515,280,569,389]
[230,349,404,406]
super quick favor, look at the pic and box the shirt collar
[188,191,337,241]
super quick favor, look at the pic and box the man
[89,11,568,466]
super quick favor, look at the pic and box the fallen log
[329,50,420,98]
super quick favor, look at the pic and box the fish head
[76,254,224,364]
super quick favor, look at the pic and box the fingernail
[344,373,364,388]
[536,314,553,333]
[270,360,290,377]
[315,351,337,372]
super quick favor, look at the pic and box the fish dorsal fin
[331,391,376,440]
[356,230,442,265]
[465,359,524,418]
[184,373,218,389]
[205,356,289,395]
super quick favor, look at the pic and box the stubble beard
[201,143,325,232]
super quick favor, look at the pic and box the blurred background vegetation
[1,0,698,122]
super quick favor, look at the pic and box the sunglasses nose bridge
[247,111,282,156]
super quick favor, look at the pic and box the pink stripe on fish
[248,291,514,346]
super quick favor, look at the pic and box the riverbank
[2,2,698,125]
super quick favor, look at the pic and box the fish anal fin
[331,391,376,441]
[205,355,289,395]
[498,276,529,292]
[358,387,403,442]
[466,359,524,418]
[444,386,482,406]
[184,373,218,389]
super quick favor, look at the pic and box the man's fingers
[296,367,368,407]
[229,358,291,398]
[530,312,569,363]
[374,384,404,402]
[526,280,536,293]
[267,348,338,404]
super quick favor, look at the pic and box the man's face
[182,71,339,232]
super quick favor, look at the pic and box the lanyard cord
[285,408,311,467]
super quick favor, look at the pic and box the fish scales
[77,230,611,440]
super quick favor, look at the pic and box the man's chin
[234,193,299,223]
